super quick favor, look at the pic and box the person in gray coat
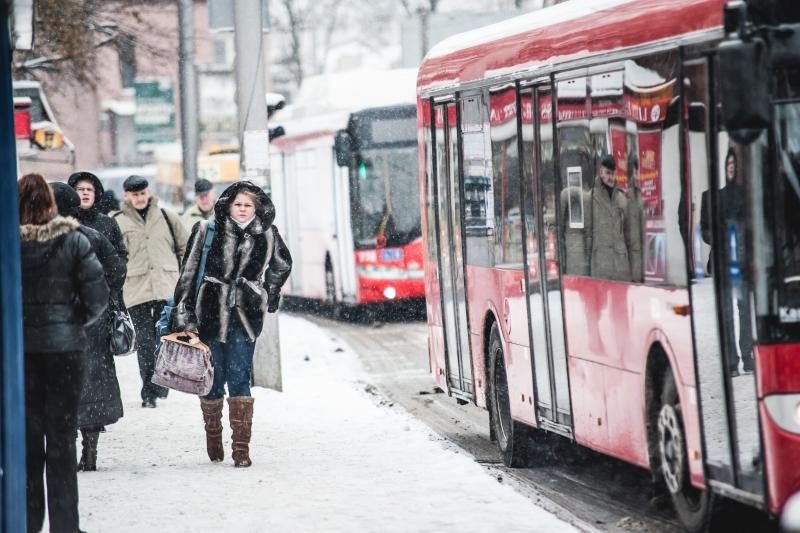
[51,182,125,472]
[584,154,633,281]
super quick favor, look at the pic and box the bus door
[434,100,473,398]
[521,84,573,433]
[684,58,764,502]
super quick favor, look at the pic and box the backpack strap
[161,208,181,266]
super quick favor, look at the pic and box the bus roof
[271,69,418,142]
[417,0,725,95]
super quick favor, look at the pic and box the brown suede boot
[200,398,225,462]
[228,396,254,467]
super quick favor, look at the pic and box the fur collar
[20,216,80,243]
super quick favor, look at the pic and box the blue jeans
[202,319,255,400]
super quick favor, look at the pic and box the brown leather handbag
[151,333,214,396]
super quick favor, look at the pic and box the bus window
[488,86,521,268]
[624,52,685,287]
[556,75,591,277]
[462,92,494,268]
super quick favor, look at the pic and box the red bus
[416,0,800,530]
[271,70,425,314]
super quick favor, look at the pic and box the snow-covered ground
[65,314,579,532]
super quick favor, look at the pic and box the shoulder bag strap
[161,208,181,266]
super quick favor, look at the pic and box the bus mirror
[770,24,800,67]
[718,36,769,144]
[334,131,352,167]
[268,126,285,142]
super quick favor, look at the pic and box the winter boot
[200,397,225,462]
[77,430,99,472]
[228,396,254,467]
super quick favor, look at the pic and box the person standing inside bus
[19,173,108,533]
[584,154,633,281]
[700,148,753,373]
[182,178,216,230]
[625,154,644,283]
[172,181,292,467]
[115,175,189,408]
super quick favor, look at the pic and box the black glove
[266,287,281,313]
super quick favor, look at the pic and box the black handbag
[109,300,136,356]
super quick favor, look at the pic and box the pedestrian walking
[181,178,216,230]
[68,172,128,264]
[172,181,292,467]
[114,175,189,407]
[19,174,108,533]
[52,182,125,472]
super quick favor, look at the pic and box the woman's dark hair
[18,173,56,225]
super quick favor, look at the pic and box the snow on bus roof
[272,68,418,140]
[419,0,724,93]
[426,0,635,60]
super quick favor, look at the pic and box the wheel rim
[493,348,512,450]
[658,402,685,494]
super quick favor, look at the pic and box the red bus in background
[271,70,425,316]
[417,0,800,530]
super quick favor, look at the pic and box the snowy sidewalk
[74,315,579,532]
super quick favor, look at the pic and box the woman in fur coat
[172,180,292,467]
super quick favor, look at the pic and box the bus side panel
[428,325,448,391]
[761,402,800,514]
[604,365,648,468]
[757,344,800,513]
[563,277,700,471]
[467,265,534,424]
[569,357,610,451]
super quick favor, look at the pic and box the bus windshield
[351,145,420,249]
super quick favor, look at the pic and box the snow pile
[69,314,577,532]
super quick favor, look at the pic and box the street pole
[178,0,199,205]
[233,0,282,391]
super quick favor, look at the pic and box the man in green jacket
[181,178,216,231]
[114,176,189,407]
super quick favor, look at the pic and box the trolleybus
[417,0,800,529]
[271,69,425,314]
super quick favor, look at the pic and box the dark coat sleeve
[172,221,207,332]
[72,232,110,327]
[79,227,126,296]
[265,226,292,290]
[108,216,128,264]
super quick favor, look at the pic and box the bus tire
[488,322,528,468]
[324,264,343,319]
[657,369,718,533]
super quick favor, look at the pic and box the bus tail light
[764,394,800,435]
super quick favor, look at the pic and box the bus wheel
[488,322,528,468]
[324,266,343,319]
[657,370,717,533]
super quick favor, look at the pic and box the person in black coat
[19,174,109,533]
[68,171,128,267]
[173,180,292,467]
[700,148,753,374]
[51,182,125,472]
